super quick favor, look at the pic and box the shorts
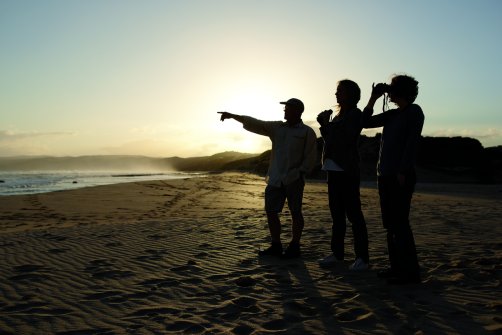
[265,177,305,213]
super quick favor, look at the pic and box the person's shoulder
[408,104,422,112]
[298,121,313,128]
[409,104,424,118]
[349,108,363,118]
[302,123,317,136]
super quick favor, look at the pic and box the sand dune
[0,172,501,334]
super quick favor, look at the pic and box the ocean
[0,171,204,196]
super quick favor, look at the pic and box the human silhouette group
[218,74,424,285]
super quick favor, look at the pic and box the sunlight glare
[221,84,283,121]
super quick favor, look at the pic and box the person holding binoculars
[317,79,370,271]
[362,74,424,285]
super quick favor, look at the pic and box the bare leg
[290,211,304,244]
[266,212,281,244]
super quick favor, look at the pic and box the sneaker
[258,243,283,257]
[318,253,340,267]
[281,242,301,259]
[349,258,369,271]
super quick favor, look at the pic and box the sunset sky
[1,1,501,157]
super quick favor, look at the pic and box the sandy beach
[0,172,501,334]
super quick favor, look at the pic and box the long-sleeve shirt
[362,104,424,176]
[241,116,318,187]
[319,108,363,174]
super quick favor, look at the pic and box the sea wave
[0,171,204,196]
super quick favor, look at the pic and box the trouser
[378,172,420,278]
[328,171,369,263]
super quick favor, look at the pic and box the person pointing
[218,98,317,258]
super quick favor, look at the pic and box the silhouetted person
[317,80,369,270]
[218,98,317,258]
[362,74,424,284]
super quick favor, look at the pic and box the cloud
[421,127,502,148]
[424,128,502,140]
[101,139,167,157]
[0,130,76,156]
[0,130,74,142]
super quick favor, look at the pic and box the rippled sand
[0,172,501,334]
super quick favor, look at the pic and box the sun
[222,85,284,121]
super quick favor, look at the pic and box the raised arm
[218,111,245,123]
[217,112,278,137]
[362,83,388,128]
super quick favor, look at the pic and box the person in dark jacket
[317,79,369,270]
[362,74,424,284]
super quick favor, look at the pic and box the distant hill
[0,152,259,173]
[219,135,502,184]
[0,155,167,171]
[165,151,259,171]
[0,136,500,183]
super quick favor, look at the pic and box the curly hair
[390,75,419,103]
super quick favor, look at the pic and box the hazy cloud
[425,128,502,140]
[0,130,76,156]
[0,130,74,142]
[101,139,174,157]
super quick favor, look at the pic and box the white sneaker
[349,258,369,271]
[318,253,340,267]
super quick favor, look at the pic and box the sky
[1,0,501,158]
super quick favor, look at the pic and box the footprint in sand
[195,251,209,258]
[90,269,135,280]
[136,277,179,289]
[3,298,73,317]
[232,324,255,335]
[9,264,52,282]
[146,233,168,240]
[262,318,288,331]
[231,296,258,308]
[171,261,202,273]
[165,321,207,333]
[128,306,182,320]
[40,232,67,241]
[84,259,135,280]
[47,248,69,254]
[104,241,123,247]
[3,301,47,313]
[135,252,164,261]
[284,300,318,317]
[235,276,257,287]
[335,307,374,323]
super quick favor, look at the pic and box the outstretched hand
[217,111,232,121]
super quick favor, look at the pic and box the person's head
[280,98,304,124]
[389,74,419,104]
[335,79,360,110]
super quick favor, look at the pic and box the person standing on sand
[316,79,370,271]
[218,98,317,258]
[362,74,424,285]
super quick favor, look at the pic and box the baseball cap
[280,98,304,113]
